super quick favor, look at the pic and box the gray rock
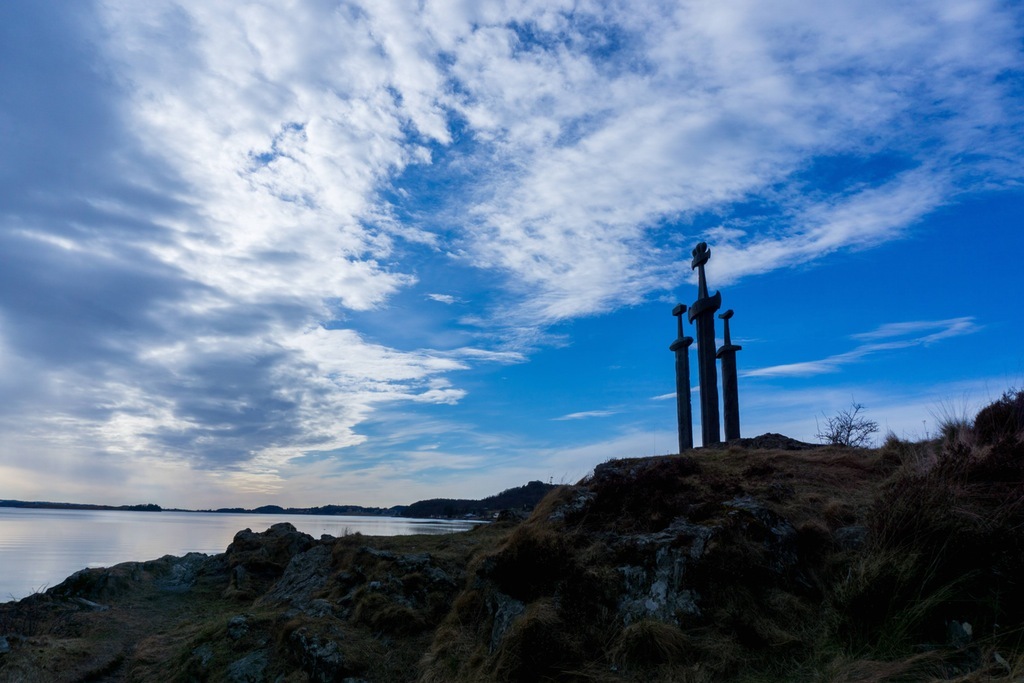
[488,591,526,651]
[723,496,798,573]
[289,627,351,682]
[649,518,714,559]
[227,649,269,683]
[618,547,701,625]
[547,488,595,521]
[731,433,820,450]
[190,643,214,672]
[396,552,431,570]
[225,524,317,583]
[834,525,868,550]
[423,565,455,586]
[154,552,209,592]
[230,565,251,594]
[305,598,335,618]
[948,620,973,649]
[361,547,396,560]
[359,548,455,588]
[0,635,10,655]
[259,544,333,609]
[71,597,109,611]
[614,517,712,625]
[51,563,142,600]
[724,496,795,541]
[227,614,250,640]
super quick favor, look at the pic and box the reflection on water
[0,507,482,602]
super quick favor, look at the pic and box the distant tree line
[401,480,558,519]
[0,500,162,512]
[204,504,408,517]
[1,480,561,520]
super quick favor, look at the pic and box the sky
[1,1,1022,509]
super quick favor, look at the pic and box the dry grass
[420,411,1024,682]
[610,619,692,670]
[417,446,902,682]
[5,393,1024,682]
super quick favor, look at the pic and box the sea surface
[0,507,482,602]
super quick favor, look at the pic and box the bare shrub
[974,388,1024,446]
[816,402,879,448]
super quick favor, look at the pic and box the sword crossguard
[691,242,712,300]
[691,242,710,270]
[672,303,687,338]
[717,309,739,349]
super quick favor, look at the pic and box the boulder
[288,626,354,682]
[615,518,713,625]
[258,544,333,610]
[226,649,268,683]
[224,523,316,597]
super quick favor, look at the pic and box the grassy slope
[2,400,1023,682]
[420,435,1024,682]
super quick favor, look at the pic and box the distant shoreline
[0,499,403,517]
[0,480,557,521]
[0,500,163,513]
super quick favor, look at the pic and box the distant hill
[401,480,558,519]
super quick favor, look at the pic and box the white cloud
[432,0,1022,322]
[95,0,1021,334]
[553,410,619,421]
[745,317,979,378]
[443,347,527,364]
[853,317,978,343]
[1,0,1021,505]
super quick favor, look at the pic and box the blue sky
[1,0,1021,508]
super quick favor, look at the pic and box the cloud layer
[0,0,1021,505]
[746,318,979,378]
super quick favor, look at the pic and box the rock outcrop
[3,431,1024,682]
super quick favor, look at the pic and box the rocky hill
[1,392,1023,681]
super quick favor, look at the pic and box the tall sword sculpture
[716,309,742,441]
[688,242,721,445]
[670,304,694,452]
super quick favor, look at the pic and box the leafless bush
[974,388,1024,446]
[816,402,879,448]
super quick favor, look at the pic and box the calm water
[0,507,481,602]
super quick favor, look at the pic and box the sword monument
[716,309,742,441]
[687,242,721,446]
[670,304,694,451]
